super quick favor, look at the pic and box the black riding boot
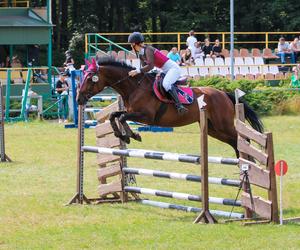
[168,85,188,115]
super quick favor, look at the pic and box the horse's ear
[91,57,97,67]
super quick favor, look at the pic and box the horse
[77,57,263,157]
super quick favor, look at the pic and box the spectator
[290,65,300,88]
[290,37,300,62]
[55,72,69,123]
[63,50,75,76]
[277,37,295,64]
[28,45,40,67]
[11,55,22,68]
[22,86,38,121]
[202,38,213,58]
[186,30,197,58]
[181,48,194,66]
[212,39,224,59]
[5,56,10,67]
[11,55,23,83]
[167,47,181,65]
[194,41,204,59]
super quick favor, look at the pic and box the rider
[127,32,188,114]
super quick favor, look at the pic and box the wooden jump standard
[69,96,279,224]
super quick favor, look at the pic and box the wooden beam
[97,134,121,148]
[97,154,121,166]
[95,122,115,138]
[236,120,267,147]
[241,193,272,220]
[238,137,268,165]
[97,164,122,180]
[96,101,119,123]
[98,179,123,196]
[239,158,270,189]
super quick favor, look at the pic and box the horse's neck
[107,69,140,102]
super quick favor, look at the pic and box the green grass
[0,117,300,249]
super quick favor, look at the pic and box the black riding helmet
[128,32,144,44]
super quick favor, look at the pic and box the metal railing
[0,0,29,7]
[86,31,300,57]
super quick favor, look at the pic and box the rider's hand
[129,70,139,77]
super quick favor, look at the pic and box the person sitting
[167,47,181,65]
[212,39,224,59]
[63,50,75,76]
[277,37,295,64]
[127,32,187,114]
[194,41,204,59]
[181,48,194,66]
[290,66,300,88]
[202,38,213,58]
[290,37,300,62]
[22,85,38,122]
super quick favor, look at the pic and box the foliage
[190,77,300,115]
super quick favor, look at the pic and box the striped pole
[123,168,241,187]
[139,200,244,219]
[83,146,239,165]
[124,186,241,207]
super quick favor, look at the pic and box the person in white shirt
[290,37,300,62]
[186,30,197,58]
[22,86,38,121]
[277,37,295,64]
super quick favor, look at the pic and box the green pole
[20,69,32,120]
[5,69,11,121]
[48,28,53,87]
[88,35,91,58]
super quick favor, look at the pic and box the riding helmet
[128,32,144,44]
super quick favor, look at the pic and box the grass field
[0,116,300,250]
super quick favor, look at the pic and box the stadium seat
[11,70,23,83]
[199,67,209,77]
[234,49,240,57]
[235,74,244,80]
[262,65,269,75]
[224,57,231,66]
[117,50,126,59]
[244,57,254,65]
[180,67,189,76]
[240,48,250,57]
[265,73,275,80]
[107,50,118,58]
[219,66,229,76]
[204,57,214,66]
[161,50,168,56]
[234,66,240,75]
[239,66,249,76]
[194,58,204,66]
[188,67,199,77]
[252,48,262,57]
[234,57,244,65]
[249,66,260,75]
[221,48,230,57]
[245,74,255,80]
[269,65,279,74]
[254,57,264,65]
[209,67,219,76]
[255,73,264,80]
[214,57,224,66]
[263,48,279,60]
[128,51,137,59]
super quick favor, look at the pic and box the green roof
[0,8,53,44]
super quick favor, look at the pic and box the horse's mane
[97,56,134,70]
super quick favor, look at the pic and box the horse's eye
[92,75,99,82]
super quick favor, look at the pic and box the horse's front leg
[119,112,147,142]
[109,111,129,142]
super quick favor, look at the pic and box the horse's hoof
[133,133,142,142]
[120,135,130,144]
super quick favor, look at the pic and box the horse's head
[77,58,105,105]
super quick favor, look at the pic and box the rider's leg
[162,67,188,114]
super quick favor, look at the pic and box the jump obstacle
[68,96,279,224]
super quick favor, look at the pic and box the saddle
[153,73,194,104]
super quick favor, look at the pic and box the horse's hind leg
[109,111,130,143]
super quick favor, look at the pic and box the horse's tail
[226,92,264,133]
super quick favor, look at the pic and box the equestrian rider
[128,32,188,114]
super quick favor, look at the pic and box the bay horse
[77,57,263,157]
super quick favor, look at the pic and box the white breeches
[161,60,181,91]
